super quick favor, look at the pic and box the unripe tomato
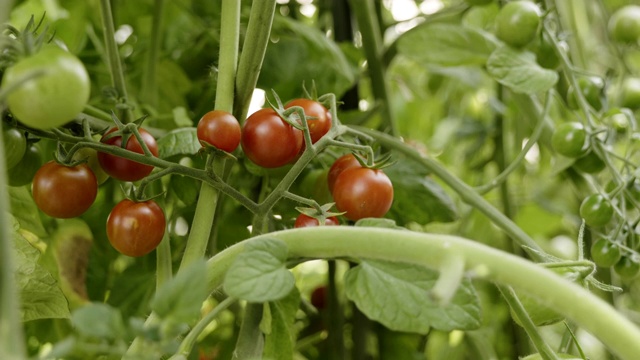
[1,45,90,130]
[8,144,42,186]
[106,199,166,257]
[573,151,605,174]
[285,99,332,144]
[3,128,26,169]
[333,167,393,221]
[620,77,640,110]
[609,5,640,44]
[551,122,588,158]
[32,161,98,218]
[241,108,303,168]
[495,1,541,48]
[614,256,640,279]
[327,154,361,193]
[196,110,241,152]
[591,238,622,268]
[567,77,605,111]
[98,127,159,182]
[579,194,613,227]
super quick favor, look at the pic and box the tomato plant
[579,194,614,227]
[573,150,606,174]
[614,256,640,279]
[294,214,339,228]
[32,161,97,218]
[7,144,42,186]
[98,127,159,182]
[495,1,541,48]
[591,238,622,268]
[285,98,332,144]
[609,5,640,44]
[327,153,361,193]
[3,127,26,169]
[332,167,393,221]
[620,77,640,109]
[106,199,166,257]
[551,122,588,158]
[196,110,241,152]
[1,45,90,130]
[241,108,303,168]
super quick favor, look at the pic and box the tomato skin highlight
[98,127,159,182]
[285,99,332,144]
[241,108,303,168]
[196,110,241,152]
[32,161,98,218]
[106,199,166,257]
[327,154,361,193]
[332,167,393,221]
[2,45,90,130]
[294,214,339,228]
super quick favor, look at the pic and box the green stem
[232,303,265,360]
[349,126,545,261]
[499,285,560,360]
[349,0,396,135]
[156,231,172,290]
[233,0,277,122]
[141,0,165,107]
[99,0,134,122]
[173,297,236,358]
[204,227,640,360]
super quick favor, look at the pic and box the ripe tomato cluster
[195,99,332,168]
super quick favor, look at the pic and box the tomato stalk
[205,227,640,360]
[140,0,165,107]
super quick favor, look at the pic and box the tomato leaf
[71,303,125,340]
[151,259,208,323]
[13,229,70,321]
[385,160,458,225]
[263,288,300,360]
[223,238,295,302]
[486,46,559,94]
[156,127,201,159]
[397,23,497,67]
[259,16,357,101]
[9,186,47,237]
[344,260,481,333]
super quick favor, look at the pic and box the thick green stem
[232,303,265,360]
[233,0,277,122]
[349,126,545,261]
[349,0,396,135]
[205,227,640,360]
[99,0,134,122]
[141,0,165,107]
[156,231,172,290]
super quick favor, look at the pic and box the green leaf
[151,259,208,323]
[157,127,201,159]
[263,288,301,360]
[14,230,70,321]
[397,23,497,67]
[486,46,559,94]
[259,16,357,101]
[71,303,125,339]
[344,260,481,333]
[223,238,295,302]
[385,159,458,226]
[9,186,47,237]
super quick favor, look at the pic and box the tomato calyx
[295,203,343,227]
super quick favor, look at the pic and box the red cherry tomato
[32,161,97,218]
[310,285,328,310]
[332,167,393,221]
[98,127,159,182]
[241,108,303,168]
[285,99,332,144]
[196,110,241,152]
[294,214,339,228]
[106,199,166,257]
[327,154,361,193]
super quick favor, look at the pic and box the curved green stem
[233,0,277,122]
[349,125,545,261]
[204,227,640,360]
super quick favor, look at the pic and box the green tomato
[534,33,563,70]
[8,144,42,187]
[609,5,640,44]
[591,238,622,268]
[573,151,605,174]
[579,194,613,227]
[495,1,541,48]
[1,45,90,130]
[567,77,605,111]
[614,256,640,279]
[620,77,640,110]
[551,122,588,158]
[3,128,26,169]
